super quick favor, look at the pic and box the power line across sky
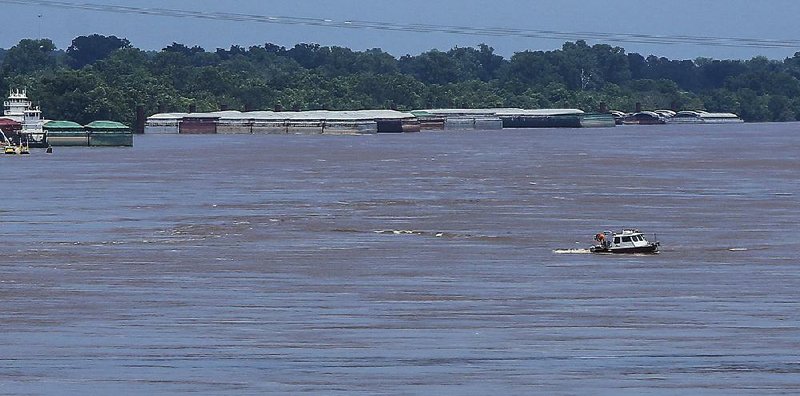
[3,0,800,50]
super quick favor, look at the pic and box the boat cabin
[610,229,651,249]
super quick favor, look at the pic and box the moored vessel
[667,110,743,124]
[3,89,48,147]
[622,111,666,125]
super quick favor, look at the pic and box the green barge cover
[86,121,133,147]
[44,121,88,146]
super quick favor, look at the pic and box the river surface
[1,123,799,395]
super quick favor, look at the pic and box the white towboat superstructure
[591,229,660,254]
[3,89,47,145]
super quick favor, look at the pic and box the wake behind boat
[590,229,660,254]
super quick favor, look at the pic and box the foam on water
[552,248,593,254]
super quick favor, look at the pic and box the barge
[667,110,743,124]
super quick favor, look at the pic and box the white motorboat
[591,229,660,254]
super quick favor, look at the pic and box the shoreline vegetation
[2,35,800,126]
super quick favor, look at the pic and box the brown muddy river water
[1,123,799,395]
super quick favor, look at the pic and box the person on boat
[595,233,609,248]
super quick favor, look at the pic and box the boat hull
[591,243,660,254]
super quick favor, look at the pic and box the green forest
[2,34,800,125]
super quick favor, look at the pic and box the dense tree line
[2,34,800,125]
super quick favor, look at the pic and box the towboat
[591,229,660,254]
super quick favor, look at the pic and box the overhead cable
[2,0,800,49]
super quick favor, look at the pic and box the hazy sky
[2,0,800,60]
